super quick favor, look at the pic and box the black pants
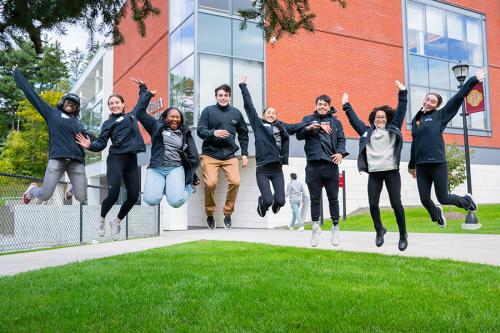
[416,162,469,221]
[305,160,339,223]
[256,162,285,211]
[368,169,406,236]
[101,153,140,220]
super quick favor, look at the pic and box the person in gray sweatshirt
[285,173,307,230]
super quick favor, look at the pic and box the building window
[405,0,489,131]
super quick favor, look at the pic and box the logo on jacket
[231,119,238,126]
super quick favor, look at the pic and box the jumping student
[131,79,200,210]
[286,173,307,231]
[408,67,487,227]
[342,80,409,251]
[239,76,304,217]
[13,66,91,205]
[75,83,152,240]
[297,94,348,247]
[197,83,249,230]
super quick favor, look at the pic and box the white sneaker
[298,226,305,231]
[97,217,105,237]
[331,225,340,246]
[311,222,321,247]
[288,226,294,230]
[110,218,121,241]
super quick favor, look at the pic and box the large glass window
[405,0,489,131]
[169,0,194,31]
[170,55,195,126]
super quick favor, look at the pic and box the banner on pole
[465,82,485,114]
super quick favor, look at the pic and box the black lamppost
[451,62,480,229]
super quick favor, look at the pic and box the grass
[0,241,499,332]
[307,204,500,234]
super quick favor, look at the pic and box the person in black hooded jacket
[342,80,409,251]
[13,66,92,206]
[239,76,305,217]
[76,83,152,240]
[132,79,200,210]
[408,67,487,227]
[297,94,348,248]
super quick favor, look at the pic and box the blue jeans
[289,201,302,227]
[143,166,194,207]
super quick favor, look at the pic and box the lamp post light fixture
[451,61,481,230]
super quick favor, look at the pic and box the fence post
[157,204,161,236]
[342,170,347,221]
[79,202,83,244]
[126,215,129,240]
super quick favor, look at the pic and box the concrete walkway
[1,229,499,276]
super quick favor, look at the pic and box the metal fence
[0,173,160,253]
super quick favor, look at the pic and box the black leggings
[416,162,469,221]
[101,153,140,220]
[305,160,339,223]
[256,162,285,211]
[368,169,406,236]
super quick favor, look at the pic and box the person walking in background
[342,80,409,251]
[297,94,348,247]
[286,173,307,231]
[75,81,152,240]
[408,68,487,227]
[13,65,91,206]
[197,83,249,230]
[239,76,304,218]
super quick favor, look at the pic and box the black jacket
[343,89,408,173]
[89,85,150,154]
[136,98,200,185]
[409,76,479,169]
[239,83,304,166]
[297,109,349,161]
[13,68,91,164]
[197,103,249,160]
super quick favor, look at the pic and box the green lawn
[308,204,500,234]
[0,241,499,332]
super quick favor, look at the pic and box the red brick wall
[266,0,500,148]
[113,0,169,144]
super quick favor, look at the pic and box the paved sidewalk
[1,229,499,276]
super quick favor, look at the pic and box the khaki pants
[201,155,240,216]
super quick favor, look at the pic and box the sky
[46,25,101,52]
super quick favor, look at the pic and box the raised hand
[240,75,247,85]
[75,133,91,149]
[129,77,145,85]
[395,80,406,90]
[12,64,18,73]
[341,92,349,105]
[476,68,487,82]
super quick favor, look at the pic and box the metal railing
[0,173,160,253]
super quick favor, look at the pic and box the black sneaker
[272,202,281,214]
[257,203,266,217]
[224,215,232,230]
[375,227,387,247]
[206,216,216,230]
[435,206,447,228]
[465,193,478,211]
[398,233,408,251]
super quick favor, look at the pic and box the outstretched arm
[341,92,369,136]
[239,76,260,130]
[392,80,408,129]
[12,66,51,121]
[130,78,155,134]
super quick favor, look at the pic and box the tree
[0,91,63,177]
[446,143,467,193]
[1,0,160,54]
[0,38,68,140]
[240,0,347,41]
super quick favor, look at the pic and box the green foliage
[0,0,160,54]
[240,0,347,41]
[0,91,64,177]
[446,143,467,193]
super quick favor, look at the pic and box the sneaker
[331,224,340,246]
[224,215,232,230]
[311,221,321,247]
[298,226,305,231]
[465,193,478,211]
[375,227,387,247]
[257,203,266,217]
[110,218,121,241]
[64,184,73,201]
[436,206,447,228]
[22,182,37,204]
[206,216,216,230]
[398,233,408,252]
[272,202,281,214]
[288,226,294,231]
[97,217,105,237]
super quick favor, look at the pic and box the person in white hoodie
[285,173,307,231]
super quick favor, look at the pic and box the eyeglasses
[375,116,386,119]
